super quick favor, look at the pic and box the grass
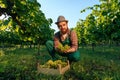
[0,45,120,80]
[67,46,120,80]
[80,46,120,64]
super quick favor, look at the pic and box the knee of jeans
[74,56,80,61]
[68,55,80,62]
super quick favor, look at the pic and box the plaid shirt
[54,29,78,51]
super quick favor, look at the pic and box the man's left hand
[64,48,75,53]
[64,49,70,53]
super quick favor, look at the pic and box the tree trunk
[92,43,95,52]
[37,43,40,55]
[109,39,112,47]
[36,42,41,69]
[29,42,32,48]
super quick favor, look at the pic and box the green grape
[46,60,54,65]
[58,43,63,49]
[40,60,67,69]
[58,43,70,52]
[64,45,70,50]
[54,60,67,68]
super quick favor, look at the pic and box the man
[46,15,80,63]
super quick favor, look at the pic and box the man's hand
[56,48,63,53]
[64,48,76,53]
[64,49,70,53]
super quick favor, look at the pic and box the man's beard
[61,27,68,34]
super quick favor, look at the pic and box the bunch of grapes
[57,43,70,52]
[40,60,67,69]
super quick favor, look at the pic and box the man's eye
[63,24,65,26]
[58,26,61,28]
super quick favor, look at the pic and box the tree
[0,0,54,45]
[75,0,120,48]
[74,19,86,48]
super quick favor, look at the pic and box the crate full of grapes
[37,60,70,75]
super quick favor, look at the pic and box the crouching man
[46,15,80,63]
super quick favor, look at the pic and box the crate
[37,60,70,75]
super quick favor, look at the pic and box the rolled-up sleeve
[70,30,78,51]
[54,32,60,50]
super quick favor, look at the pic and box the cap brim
[55,20,68,24]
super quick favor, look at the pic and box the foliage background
[0,0,120,80]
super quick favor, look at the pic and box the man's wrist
[65,48,75,53]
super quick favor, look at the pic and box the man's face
[57,21,68,34]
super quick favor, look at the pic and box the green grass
[0,46,120,80]
[65,46,120,80]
